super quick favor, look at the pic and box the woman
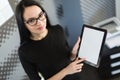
[15,0,85,80]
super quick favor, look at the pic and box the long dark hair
[15,0,51,45]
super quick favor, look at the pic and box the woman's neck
[31,29,48,40]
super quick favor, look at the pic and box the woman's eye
[28,19,36,23]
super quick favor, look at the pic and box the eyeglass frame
[24,11,46,26]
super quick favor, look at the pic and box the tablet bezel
[78,24,107,68]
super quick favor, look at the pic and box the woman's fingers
[72,36,80,54]
[76,36,80,45]
[74,57,85,72]
[74,57,86,64]
[75,63,83,69]
[65,57,85,75]
[74,63,84,73]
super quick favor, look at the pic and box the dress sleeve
[18,50,42,80]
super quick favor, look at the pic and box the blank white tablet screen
[78,26,105,65]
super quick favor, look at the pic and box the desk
[79,45,120,80]
[79,63,101,80]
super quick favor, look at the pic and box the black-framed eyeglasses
[24,12,45,26]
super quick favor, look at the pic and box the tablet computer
[78,24,107,68]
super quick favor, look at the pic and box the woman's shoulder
[50,24,64,32]
[18,41,30,52]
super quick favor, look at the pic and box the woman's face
[23,5,47,35]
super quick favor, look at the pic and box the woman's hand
[70,37,80,61]
[64,57,85,75]
[48,58,85,80]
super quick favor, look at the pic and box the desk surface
[79,45,120,80]
[79,63,101,80]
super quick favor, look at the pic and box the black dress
[18,25,81,80]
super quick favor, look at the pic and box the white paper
[110,61,120,67]
[106,34,120,48]
[78,27,105,66]
[110,52,120,59]
[0,0,14,26]
[0,13,5,26]
[0,0,8,9]
[111,69,120,75]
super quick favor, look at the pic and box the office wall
[80,0,115,25]
[116,0,120,20]
[0,0,28,80]
[62,0,83,47]
[41,0,60,25]
[58,0,115,47]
